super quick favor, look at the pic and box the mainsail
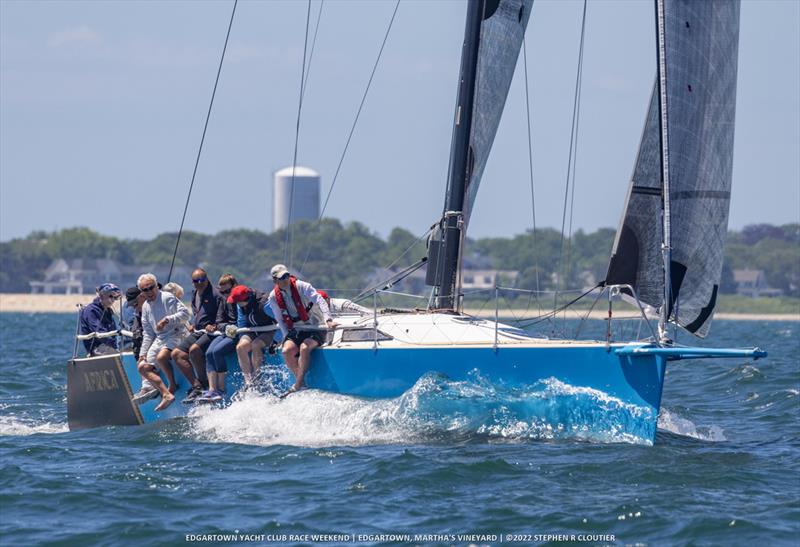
[462,0,533,227]
[427,0,532,309]
[606,0,740,337]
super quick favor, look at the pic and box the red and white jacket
[267,277,332,337]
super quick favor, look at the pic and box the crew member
[199,274,240,402]
[171,268,221,402]
[79,283,122,356]
[136,273,191,411]
[227,284,275,388]
[267,264,337,394]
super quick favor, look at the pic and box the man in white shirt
[136,273,191,411]
[267,264,337,394]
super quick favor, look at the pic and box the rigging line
[517,282,599,330]
[379,226,432,277]
[297,0,402,274]
[553,0,587,314]
[301,0,325,102]
[573,284,603,339]
[167,0,238,283]
[564,32,585,303]
[283,0,313,268]
[521,33,542,319]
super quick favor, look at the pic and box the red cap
[317,289,329,301]
[227,285,251,304]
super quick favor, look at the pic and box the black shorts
[287,329,324,347]
[176,331,214,353]
[239,331,275,346]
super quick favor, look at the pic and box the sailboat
[292,0,764,444]
[67,0,765,443]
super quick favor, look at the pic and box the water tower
[272,166,320,232]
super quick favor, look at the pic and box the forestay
[606,0,741,337]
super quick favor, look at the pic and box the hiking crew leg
[294,337,319,390]
[236,335,255,383]
[250,339,266,379]
[171,347,201,389]
[155,347,177,394]
[136,361,174,410]
[249,332,273,380]
[206,336,235,392]
[282,339,300,378]
[188,342,209,388]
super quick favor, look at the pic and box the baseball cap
[227,285,251,304]
[125,286,142,304]
[270,264,290,279]
[97,283,121,296]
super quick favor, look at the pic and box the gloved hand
[225,324,238,339]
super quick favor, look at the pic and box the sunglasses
[273,273,290,281]
[140,285,156,293]
[217,286,231,295]
[192,277,207,284]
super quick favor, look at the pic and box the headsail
[427,0,533,309]
[606,0,740,337]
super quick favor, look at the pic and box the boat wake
[0,414,68,436]
[189,372,657,447]
[656,408,726,442]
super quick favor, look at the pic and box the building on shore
[29,258,192,295]
[733,269,783,298]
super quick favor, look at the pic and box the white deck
[327,310,629,350]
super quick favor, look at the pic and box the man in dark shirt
[79,283,122,356]
[171,268,222,402]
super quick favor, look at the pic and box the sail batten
[606,0,741,338]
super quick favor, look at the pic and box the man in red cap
[226,285,276,387]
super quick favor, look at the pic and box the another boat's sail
[427,0,532,308]
[605,0,740,337]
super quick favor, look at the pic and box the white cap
[270,264,290,279]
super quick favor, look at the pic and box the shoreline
[1,293,797,321]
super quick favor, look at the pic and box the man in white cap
[267,264,337,394]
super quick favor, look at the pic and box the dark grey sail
[462,0,533,226]
[427,0,532,309]
[606,0,740,337]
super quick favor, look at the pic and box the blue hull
[67,343,668,442]
[306,344,668,443]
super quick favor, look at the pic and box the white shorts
[145,334,183,364]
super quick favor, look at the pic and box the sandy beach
[1,293,797,321]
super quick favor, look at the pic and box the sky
[1,0,798,243]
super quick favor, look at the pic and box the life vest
[273,276,309,329]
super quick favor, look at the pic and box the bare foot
[155,393,175,411]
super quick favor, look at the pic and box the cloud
[47,26,103,49]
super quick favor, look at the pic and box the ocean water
[0,313,798,546]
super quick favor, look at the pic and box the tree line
[0,221,797,297]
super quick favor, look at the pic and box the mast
[654,0,672,343]
[429,0,484,311]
